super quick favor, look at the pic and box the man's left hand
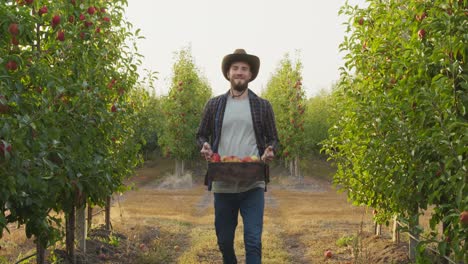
[261,146,274,163]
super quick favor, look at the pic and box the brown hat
[222,49,260,81]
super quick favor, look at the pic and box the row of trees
[324,0,467,262]
[145,50,332,179]
[1,0,149,262]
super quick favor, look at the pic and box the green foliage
[0,0,144,248]
[159,46,212,161]
[263,53,306,160]
[324,0,467,261]
[336,234,356,247]
[304,89,333,155]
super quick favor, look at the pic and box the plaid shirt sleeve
[196,99,213,149]
[263,100,279,153]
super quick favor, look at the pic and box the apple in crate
[211,153,221,162]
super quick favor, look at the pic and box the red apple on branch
[52,15,61,27]
[418,29,426,39]
[9,23,19,35]
[88,6,96,15]
[38,6,48,16]
[5,60,18,71]
[460,211,468,225]
[57,31,65,41]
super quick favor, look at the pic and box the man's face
[228,61,252,92]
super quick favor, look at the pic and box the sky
[124,0,367,98]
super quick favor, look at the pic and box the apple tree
[159,47,212,177]
[1,0,145,261]
[324,0,467,261]
[263,53,306,178]
[303,89,333,156]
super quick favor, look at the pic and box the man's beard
[230,78,248,92]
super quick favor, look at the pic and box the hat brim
[222,54,260,82]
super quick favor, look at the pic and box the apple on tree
[460,211,468,225]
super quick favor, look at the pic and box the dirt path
[0,166,410,263]
[97,169,409,264]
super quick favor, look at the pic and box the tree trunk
[105,196,111,231]
[36,239,45,264]
[175,159,185,177]
[87,205,93,232]
[181,160,185,175]
[374,222,382,236]
[66,205,76,263]
[294,157,301,180]
[408,206,419,261]
[76,205,87,253]
[392,215,400,243]
[289,160,294,177]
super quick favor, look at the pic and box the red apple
[103,17,111,23]
[52,15,61,27]
[111,105,117,112]
[84,21,93,28]
[100,7,106,13]
[418,29,426,39]
[0,141,12,154]
[107,79,116,89]
[211,153,221,163]
[57,31,65,41]
[79,14,85,21]
[358,17,364,25]
[416,12,427,22]
[5,60,18,71]
[241,156,253,162]
[460,211,468,225]
[25,0,33,4]
[38,6,48,16]
[324,250,332,258]
[87,6,96,15]
[68,15,75,23]
[95,27,101,33]
[9,23,19,35]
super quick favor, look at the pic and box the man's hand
[200,142,213,161]
[261,146,274,163]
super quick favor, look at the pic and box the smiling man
[196,49,279,264]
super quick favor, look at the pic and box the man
[196,49,279,264]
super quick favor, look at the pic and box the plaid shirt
[196,89,279,158]
[196,89,279,189]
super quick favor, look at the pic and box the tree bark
[76,205,87,253]
[87,205,93,232]
[66,205,76,263]
[36,239,45,264]
[105,196,111,231]
[408,206,419,261]
[392,215,400,243]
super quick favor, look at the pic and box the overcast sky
[124,0,367,98]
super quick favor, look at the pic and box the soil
[0,162,413,264]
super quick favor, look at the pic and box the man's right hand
[200,142,213,161]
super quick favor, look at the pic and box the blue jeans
[214,187,265,264]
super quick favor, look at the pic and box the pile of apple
[210,153,260,163]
